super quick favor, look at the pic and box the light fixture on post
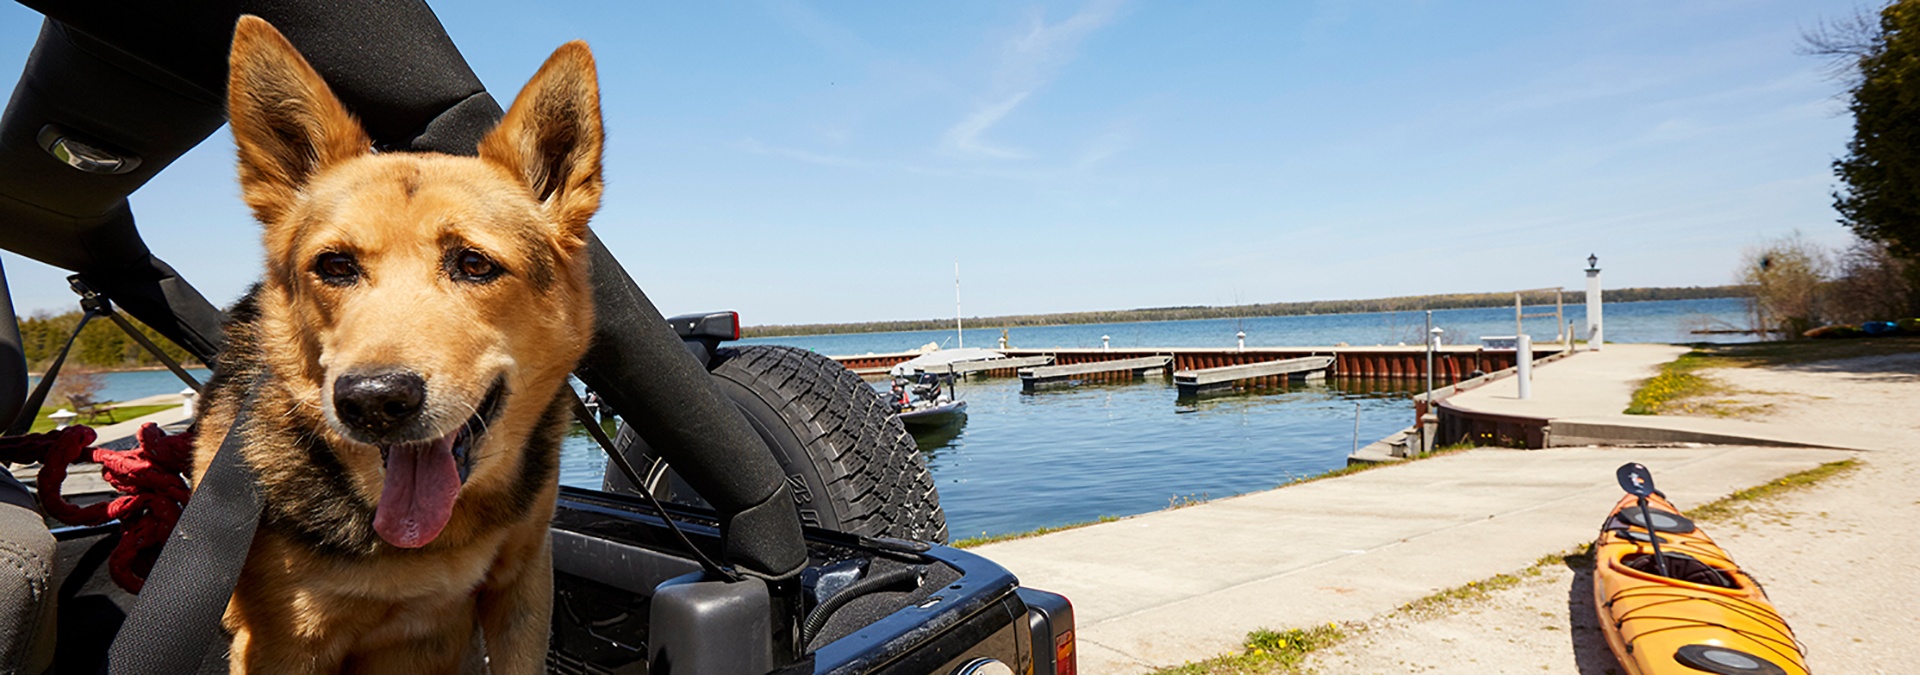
[1585,254,1603,350]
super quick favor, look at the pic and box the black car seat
[0,471,55,675]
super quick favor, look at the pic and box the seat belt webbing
[103,388,261,674]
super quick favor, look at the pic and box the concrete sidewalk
[976,344,1870,673]
[1444,343,1684,421]
[1448,344,1900,451]
[977,445,1848,673]
[90,402,190,444]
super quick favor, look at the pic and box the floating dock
[835,345,1563,384]
[1173,355,1335,397]
[1019,355,1174,391]
[909,355,1055,377]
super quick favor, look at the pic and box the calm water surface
[743,297,1750,355]
[29,368,211,404]
[75,299,1749,540]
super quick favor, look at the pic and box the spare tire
[605,345,947,543]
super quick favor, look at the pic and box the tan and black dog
[188,16,602,673]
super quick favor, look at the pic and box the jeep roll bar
[0,0,808,605]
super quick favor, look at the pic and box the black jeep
[0,2,1073,673]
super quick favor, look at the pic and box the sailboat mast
[954,261,963,349]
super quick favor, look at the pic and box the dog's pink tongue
[373,435,461,549]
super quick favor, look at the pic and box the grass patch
[1395,546,1593,618]
[26,403,180,434]
[1280,445,1475,487]
[1168,492,1210,509]
[1626,337,1920,417]
[1689,335,1920,368]
[1149,624,1346,675]
[1624,350,1723,415]
[952,515,1119,548]
[1147,546,1600,673]
[1684,459,1859,523]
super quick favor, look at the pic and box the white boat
[897,398,967,426]
[888,347,1008,377]
[886,368,970,427]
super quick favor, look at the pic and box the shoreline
[742,293,1744,339]
[27,364,209,378]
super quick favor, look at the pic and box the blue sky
[0,1,1865,325]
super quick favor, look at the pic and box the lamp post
[1585,254,1603,351]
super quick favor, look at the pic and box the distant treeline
[742,285,1747,338]
[20,311,198,372]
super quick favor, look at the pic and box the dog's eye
[315,253,360,285]
[452,250,501,282]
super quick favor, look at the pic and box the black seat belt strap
[103,387,262,674]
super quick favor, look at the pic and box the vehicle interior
[0,3,1065,674]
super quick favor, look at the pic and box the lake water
[68,298,1749,540]
[739,297,1751,356]
[576,297,1750,539]
[27,368,211,405]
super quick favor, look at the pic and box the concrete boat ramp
[973,345,1860,674]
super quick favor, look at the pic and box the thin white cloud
[1073,121,1135,170]
[736,138,872,168]
[767,0,878,62]
[736,138,959,177]
[942,93,1033,159]
[940,0,1126,160]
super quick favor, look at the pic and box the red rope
[3,423,195,593]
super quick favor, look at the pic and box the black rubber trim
[1616,506,1696,534]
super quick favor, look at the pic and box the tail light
[1054,630,1076,675]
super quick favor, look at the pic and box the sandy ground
[1304,352,1920,674]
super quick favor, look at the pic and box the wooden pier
[1173,355,1336,397]
[1019,355,1174,391]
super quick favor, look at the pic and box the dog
[188,16,602,673]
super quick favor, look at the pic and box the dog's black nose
[334,371,427,435]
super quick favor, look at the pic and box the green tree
[1822,2,1920,259]
[16,310,198,371]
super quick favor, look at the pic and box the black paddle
[1615,462,1672,579]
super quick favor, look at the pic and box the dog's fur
[188,16,602,673]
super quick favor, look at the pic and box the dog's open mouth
[372,379,506,549]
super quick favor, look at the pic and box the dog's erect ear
[227,16,370,226]
[479,41,604,249]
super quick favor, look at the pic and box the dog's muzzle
[365,377,506,549]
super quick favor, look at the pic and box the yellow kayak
[1593,489,1808,675]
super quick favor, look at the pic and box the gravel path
[1304,352,1920,674]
